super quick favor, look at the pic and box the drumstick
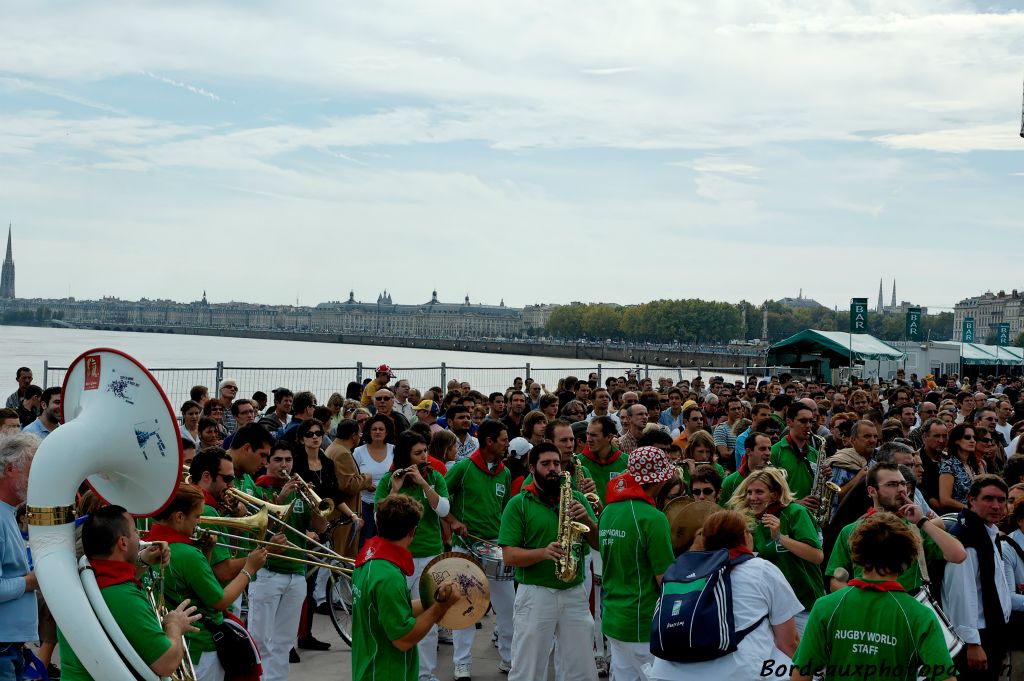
[464,533,496,545]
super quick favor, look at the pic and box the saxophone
[555,472,591,582]
[807,438,841,528]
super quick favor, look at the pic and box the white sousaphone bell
[26,348,183,681]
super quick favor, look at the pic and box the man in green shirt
[249,441,326,681]
[599,446,675,681]
[445,419,514,679]
[770,402,828,506]
[826,462,966,592]
[58,505,200,681]
[499,443,599,681]
[720,430,773,506]
[226,422,274,499]
[581,415,627,506]
[189,448,248,585]
[352,495,457,681]
[791,512,956,681]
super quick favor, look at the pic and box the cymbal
[419,552,491,630]
[666,499,720,555]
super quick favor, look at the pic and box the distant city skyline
[2,2,1022,311]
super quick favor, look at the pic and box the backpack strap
[998,534,1024,562]
[727,552,764,646]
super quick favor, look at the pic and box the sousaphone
[27,349,182,681]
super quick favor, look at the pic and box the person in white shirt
[392,378,415,421]
[942,475,1012,681]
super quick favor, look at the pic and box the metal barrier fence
[43,361,791,411]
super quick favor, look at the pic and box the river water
[2,326,734,406]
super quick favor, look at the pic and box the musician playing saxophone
[825,462,966,594]
[728,467,824,634]
[769,403,831,510]
[57,506,202,681]
[498,443,598,681]
[791,512,957,681]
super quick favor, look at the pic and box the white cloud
[875,122,1022,152]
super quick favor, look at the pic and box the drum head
[667,500,719,555]
[419,552,491,630]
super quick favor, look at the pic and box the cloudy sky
[2,1,1022,313]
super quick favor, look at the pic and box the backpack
[650,549,765,662]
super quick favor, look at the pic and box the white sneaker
[497,659,511,674]
[454,663,472,680]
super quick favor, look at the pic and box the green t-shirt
[256,485,313,575]
[769,437,819,499]
[445,457,512,540]
[375,468,449,558]
[751,503,825,611]
[825,516,943,591]
[201,502,233,569]
[791,582,956,681]
[57,581,171,680]
[598,498,674,642]
[577,449,627,506]
[164,542,225,662]
[719,470,744,506]
[497,486,596,589]
[351,558,418,681]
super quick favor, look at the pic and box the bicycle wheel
[327,568,354,646]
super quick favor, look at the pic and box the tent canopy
[768,329,907,366]
[933,341,1024,366]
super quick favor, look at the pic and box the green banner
[997,322,1011,346]
[961,317,975,343]
[850,298,868,333]
[905,308,921,341]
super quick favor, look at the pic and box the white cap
[508,437,533,459]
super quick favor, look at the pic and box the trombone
[289,472,335,517]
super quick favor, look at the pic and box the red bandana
[355,537,414,576]
[728,546,754,560]
[144,523,194,546]
[604,472,655,506]
[523,482,558,506]
[849,578,905,592]
[255,474,286,489]
[202,490,223,514]
[90,558,140,588]
[581,444,622,466]
[469,449,506,476]
[863,507,878,519]
[785,434,811,459]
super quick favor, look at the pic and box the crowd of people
[2,361,1024,681]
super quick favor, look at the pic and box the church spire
[876,278,884,313]
[890,280,896,311]
[0,224,14,299]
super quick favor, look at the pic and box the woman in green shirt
[375,431,450,681]
[728,467,825,634]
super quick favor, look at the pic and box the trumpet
[289,473,335,517]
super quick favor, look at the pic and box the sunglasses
[375,396,392,401]
[305,431,324,437]
[692,487,716,497]
[979,438,994,444]
[960,435,975,441]
[218,474,235,485]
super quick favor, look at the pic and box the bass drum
[912,587,964,658]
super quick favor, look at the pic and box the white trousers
[408,555,439,678]
[509,583,598,681]
[607,638,650,681]
[248,569,305,681]
[451,546,515,666]
[193,649,225,681]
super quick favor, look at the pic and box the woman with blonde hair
[728,467,824,633]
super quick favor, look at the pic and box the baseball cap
[508,437,533,459]
[413,400,439,416]
[376,364,395,378]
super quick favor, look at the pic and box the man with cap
[599,446,676,681]
[412,400,442,434]
[218,378,240,433]
[361,364,395,406]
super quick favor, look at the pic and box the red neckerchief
[849,578,905,592]
[729,546,754,560]
[738,454,751,477]
[202,490,223,514]
[581,443,621,466]
[863,507,878,519]
[255,474,286,489]
[605,472,655,506]
[523,481,558,506]
[763,502,783,517]
[144,523,194,546]
[785,434,811,460]
[427,456,447,477]
[90,558,141,588]
[355,537,414,576]
[469,449,505,476]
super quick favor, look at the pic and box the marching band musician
[769,403,829,509]
[826,462,965,594]
[189,449,247,585]
[57,506,202,680]
[250,440,327,681]
[147,484,268,681]
[444,419,514,679]
[728,468,824,634]
[499,442,599,681]
[791,512,957,681]
[351,494,458,681]
[580,416,627,507]
[375,430,450,681]
[598,446,675,681]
